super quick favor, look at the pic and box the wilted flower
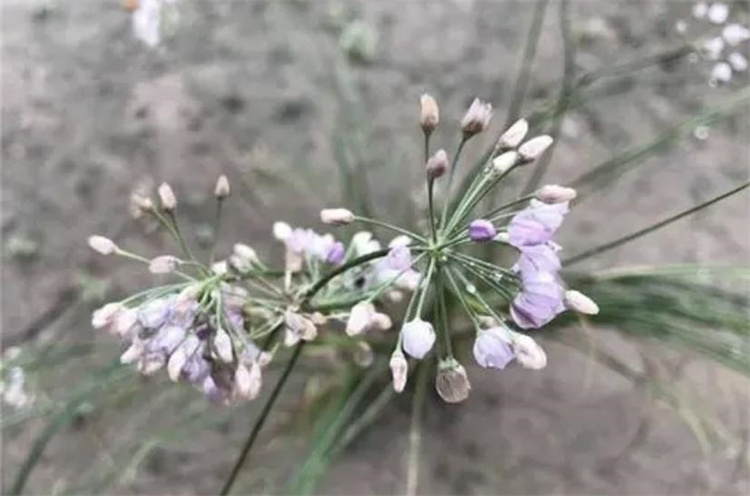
[473,326,515,369]
[512,334,547,370]
[420,93,439,134]
[320,208,355,225]
[468,219,496,242]
[88,235,118,256]
[401,318,435,359]
[389,349,408,392]
[564,290,600,315]
[426,149,449,180]
[460,98,493,137]
[435,358,471,403]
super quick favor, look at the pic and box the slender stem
[415,257,437,317]
[219,343,305,496]
[435,268,453,357]
[564,182,750,266]
[166,211,200,266]
[522,0,575,195]
[406,361,429,496]
[209,199,224,264]
[443,267,480,328]
[439,138,468,229]
[353,216,427,243]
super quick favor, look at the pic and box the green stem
[209,199,224,264]
[439,138,468,229]
[219,343,305,496]
[304,248,391,302]
[435,268,453,357]
[406,361,429,496]
[353,216,427,243]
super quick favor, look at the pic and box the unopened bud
[372,312,393,331]
[564,290,599,315]
[234,362,262,400]
[512,334,547,370]
[389,349,408,392]
[401,318,435,359]
[167,347,188,382]
[491,151,519,175]
[420,93,439,135]
[284,311,318,342]
[88,235,118,255]
[537,185,577,204]
[149,255,179,274]
[211,261,228,275]
[233,243,259,265]
[92,302,121,329]
[320,208,355,226]
[214,329,234,363]
[426,149,449,180]
[461,98,493,138]
[435,358,471,403]
[346,302,375,336]
[273,221,293,242]
[497,119,529,150]
[214,175,230,199]
[130,192,154,218]
[518,135,553,162]
[468,219,496,243]
[158,182,177,211]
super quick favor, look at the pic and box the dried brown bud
[435,358,471,403]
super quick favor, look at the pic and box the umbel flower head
[88,94,600,406]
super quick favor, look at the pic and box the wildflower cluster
[677,1,750,86]
[90,95,599,404]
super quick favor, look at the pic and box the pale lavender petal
[468,219,496,242]
[473,327,515,369]
[326,241,346,265]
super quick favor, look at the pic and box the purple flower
[508,200,568,247]
[513,242,562,277]
[510,271,565,329]
[326,241,346,265]
[468,219,496,242]
[384,245,412,271]
[138,296,175,329]
[473,326,515,369]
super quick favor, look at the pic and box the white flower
[537,185,577,204]
[88,235,118,255]
[401,318,435,359]
[692,1,708,19]
[710,61,733,85]
[728,52,748,72]
[388,235,412,248]
[351,231,381,256]
[132,0,163,48]
[320,208,355,225]
[723,24,750,46]
[346,302,375,336]
[233,243,259,266]
[214,175,230,199]
[512,334,547,370]
[460,98,493,136]
[707,3,729,25]
[273,221,293,242]
[389,349,408,392]
[564,290,600,315]
[518,135,554,162]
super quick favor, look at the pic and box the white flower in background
[723,24,750,46]
[351,231,381,256]
[132,0,179,48]
[710,61,733,85]
[707,3,729,25]
[728,52,748,72]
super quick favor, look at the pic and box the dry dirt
[2,0,749,495]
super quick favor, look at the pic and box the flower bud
[88,235,118,256]
[468,219,496,243]
[518,135,553,162]
[158,182,177,211]
[401,318,435,359]
[372,312,393,331]
[120,339,145,365]
[326,242,346,265]
[564,290,599,315]
[426,149,449,180]
[167,346,188,382]
[537,185,577,204]
[214,328,234,363]
[211,261,228,275]
[389,349,408,392]
[420,93,439,134]
[512,334,547,370]
[92,302,121,329]
[214,175,230,199]
[497,119,529,150]
[149,255,179,274]
[346,302,375,336]
[273,221,292,242]
[320,208,355,226]
[388,235,412,248]
[491,151,519,175]
[461,98,493,138]
[473,326,515,369]
[233,243,259,265]
[435,358,471,403]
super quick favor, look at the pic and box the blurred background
[2,0,749,494]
